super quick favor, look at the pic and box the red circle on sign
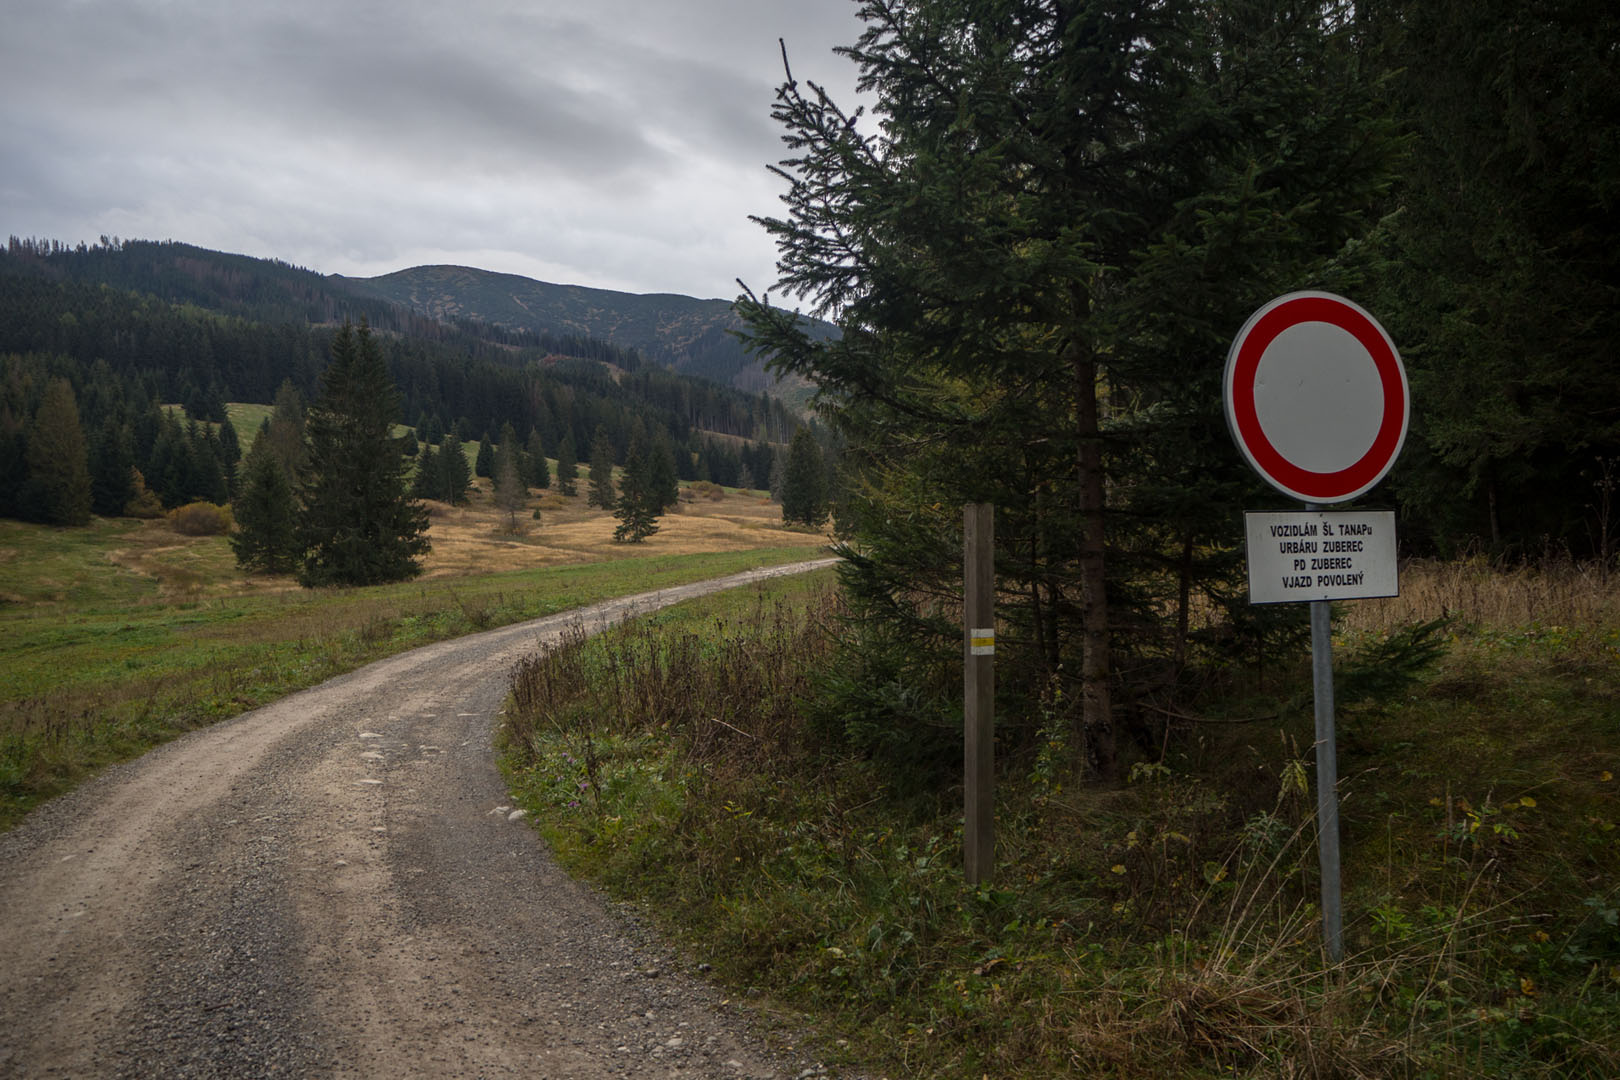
[1225,293,1407,503]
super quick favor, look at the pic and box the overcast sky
[1,0,871,300]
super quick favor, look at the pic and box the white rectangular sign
[1245,510,1398,604]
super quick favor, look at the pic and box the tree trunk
[1030,532,1048,678]
[1487,474,1501,552]
[1073,347,1116,781]
[1175,531,1194,671]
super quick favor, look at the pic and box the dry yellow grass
[95,481,826,599]
[417,481,825,577]
[1341,556,1620,634]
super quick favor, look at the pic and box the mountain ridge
[337,263,831,395]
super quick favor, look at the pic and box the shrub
[168,501,234,536]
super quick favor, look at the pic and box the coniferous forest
[0,238,800,527]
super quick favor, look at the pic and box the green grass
[500,571,1620,1079]
[0,514,823,830]
[225,403,421,460]
[225,401,274,449]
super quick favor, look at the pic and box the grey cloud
[1,0,869,297]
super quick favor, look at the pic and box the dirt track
[0,560,840,1079]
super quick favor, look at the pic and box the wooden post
[964,503,995,884]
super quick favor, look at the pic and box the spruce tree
[779,428,825,526]
[475,433,495,479]
[146,412,184,507]
[555,432,578,496]
[231,452,299,573]
[612,438,660,543]
[88,415,134,517]
[439,438,472,505]
[296,321,429,586]
[494,422,526,530]
[587,425,616,508]
[194,424,228,504]
[524,429,550,489]
[262,380,306,479]
[23,378,92,526]
[767,452,783,503]
[740,0,1401,777]
[649,433,680,509]
[1368,0,1620,556]
[217,418,241,498]
[0,402,26,519]
[411,442,442,501]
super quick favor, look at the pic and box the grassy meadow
[0,477,827,830]
[502,558,1620,1079]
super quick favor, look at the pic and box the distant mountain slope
[1,237,807,508]
[338,265,833,394]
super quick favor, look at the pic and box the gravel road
[0,560,844,1079]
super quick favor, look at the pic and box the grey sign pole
[1305,506,1343,962]
[963,503,995,884]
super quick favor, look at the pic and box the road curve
[0,559,839,1079]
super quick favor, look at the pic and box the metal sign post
[963,503,995,885]
[1305,506,1343,962]
[1225,292,1409,963]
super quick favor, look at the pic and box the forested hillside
[339,263,835,394]
[0,238,802,525]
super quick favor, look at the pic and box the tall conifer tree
[780,427,826,526]
[411,442,442,501]
[232,451,299,573]
[612,437,660,543]
[524,429,550,490]
[439,437,471,505]
[261,380,306,479]
[1368,0,1620,556]
[296,321,429,586]
[587,425,616,508]
[555,432,578,496]
[23,378,92,526]
[494,421,526,529]
[475,433,495,479]
[741,0,1400,777]
[648,433,680,510]
[88,415,134,518]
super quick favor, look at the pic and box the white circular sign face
[1224,292,1408,504]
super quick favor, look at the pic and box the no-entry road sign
[1224,291,1408,504]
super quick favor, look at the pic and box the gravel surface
[0,561,848,1079]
